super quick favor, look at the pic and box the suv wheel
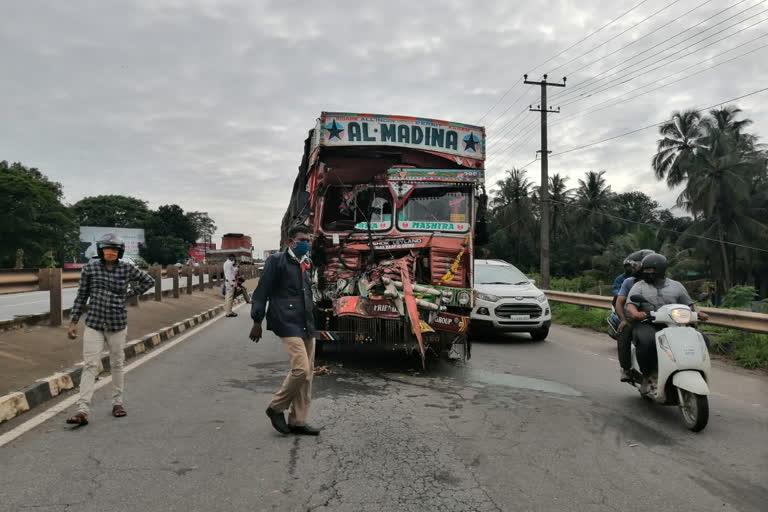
[530,327,549,341]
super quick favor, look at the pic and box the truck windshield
[322,186,393,232]
[397,186,470,232]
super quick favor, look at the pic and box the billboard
[316,112,486,161]
[78,226,145,262]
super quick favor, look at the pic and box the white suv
[471,259,552,341]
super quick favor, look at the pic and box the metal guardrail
[0,266,226,294]
[0,264,259,330]
[544,290,768,335]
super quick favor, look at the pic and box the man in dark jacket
[249,225,319,436]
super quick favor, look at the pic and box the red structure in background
[188,242,216,263]
[221,234,252,251]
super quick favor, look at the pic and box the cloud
[1,0,766,256]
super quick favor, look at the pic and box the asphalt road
[0,307,766,511]
[0,276,211,321]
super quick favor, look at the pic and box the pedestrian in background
[223,254,237,317]
[249,225,320,436]
[66,234,155,426]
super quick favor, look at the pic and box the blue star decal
[463,132,479,152]
[326,119,344,141]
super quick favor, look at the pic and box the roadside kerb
[544,290,768,334]
[0,295,250,425]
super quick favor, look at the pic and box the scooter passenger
[614,249,655,381]
[626,254,709,378]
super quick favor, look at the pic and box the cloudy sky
[2,0,767,256]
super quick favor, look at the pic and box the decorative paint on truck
[315,112,486,162]
[282,111,487,365]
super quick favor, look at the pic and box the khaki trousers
[77,326,127,414]
[269,337,315,426]
[224,281,235,314]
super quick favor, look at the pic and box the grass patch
[550,303,768,370]
[701,325,768,370]
[550,303,610,333]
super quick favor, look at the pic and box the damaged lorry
[281,112,487,363]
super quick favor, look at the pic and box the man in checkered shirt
[66,233,155,426]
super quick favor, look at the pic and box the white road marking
[0,302,246,448]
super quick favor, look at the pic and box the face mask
[102,248,119,262]
[293,241,311,257]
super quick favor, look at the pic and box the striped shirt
[70,259,155,331]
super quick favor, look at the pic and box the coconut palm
[682,130,766,290]
[652,109,706,189]
[491,168,536,263]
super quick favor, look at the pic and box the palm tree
[574,171,615,236]
[491,168,536,264]
[652,109,706,189]
[682,130,766,290]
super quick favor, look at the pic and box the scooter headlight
[669,308,692,324]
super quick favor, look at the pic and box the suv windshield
[322,186,393,231]
[397,186,470,232]
[475,264,529,285]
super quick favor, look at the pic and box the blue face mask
[294,241,311,257]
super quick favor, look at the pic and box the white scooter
[628,296,711,432]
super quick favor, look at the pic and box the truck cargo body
[282,112,486,362]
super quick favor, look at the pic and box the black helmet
[96,233,125,260]
[640,253,667,282]
[623,249,655,275]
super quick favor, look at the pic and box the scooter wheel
[679,390,709,432]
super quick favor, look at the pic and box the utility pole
[524,74,566,290]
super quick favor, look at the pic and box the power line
[476,79,523,124]
[487,157,539,189]
[549,0,766,103]
[478,0,652,124]
[487,115,539,162]
[555,10,768,108]
[528,0,653,75]
[547,198,768,253]
[549,87,768,158]
[486,90,540,143]
[562,0,718,79]
[487,99,531,132]
[550,36,768,127]
[546,0,685,75]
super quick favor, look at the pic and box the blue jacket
[612,273,629,296]
[251,250,316,339]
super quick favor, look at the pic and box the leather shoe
[265,407,290,434]
[290,424,321,436]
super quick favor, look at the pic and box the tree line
[0,161,216,268]
[483,105,768,300]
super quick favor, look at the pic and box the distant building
[205,233,253,264]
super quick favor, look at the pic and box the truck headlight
[474,292,499,303]
[458,291,472,305]
[669,308,692,324]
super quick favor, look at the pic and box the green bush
[722,286,758,309]
[703,324,768,370]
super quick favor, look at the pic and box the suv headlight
[536,294,548,304]
[669,307,692,324]
[475,292,500,303]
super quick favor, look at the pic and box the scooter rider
[626,253,709,377]
[615,249,655,382]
